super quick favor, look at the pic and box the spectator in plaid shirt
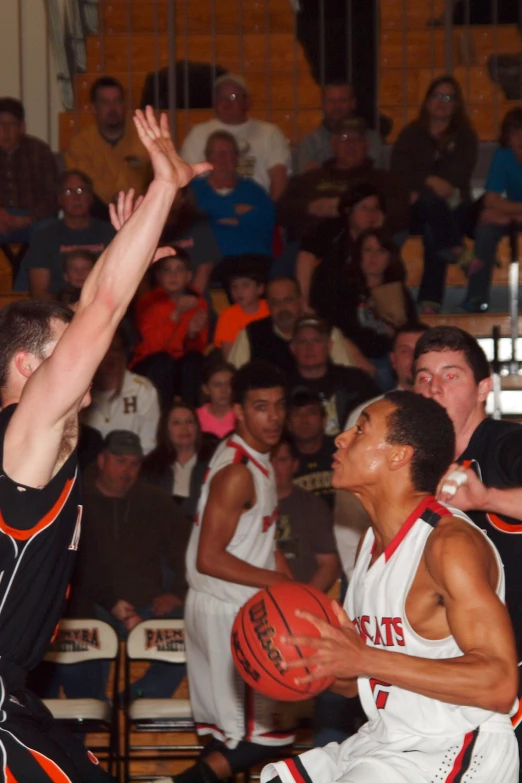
[0,97,58,245]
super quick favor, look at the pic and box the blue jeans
[102,604,187,700]
[464,221,519,306]
[369,355,396,392]
[313,689,366,746]
[32,604,186,701]
[411,192,467,306]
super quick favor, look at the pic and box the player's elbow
[480,667,518,714]
[496,681,518,714]
[196,548,217,577]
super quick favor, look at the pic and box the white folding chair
[124,619,202,781]
[42,618,120,778]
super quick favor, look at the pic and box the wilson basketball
[231,582,341,702]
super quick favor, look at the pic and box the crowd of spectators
[1,66,521,732]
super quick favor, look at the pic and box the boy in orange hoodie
[132,248,208,408]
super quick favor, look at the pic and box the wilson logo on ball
[249,598,286,676]
[231,582,342,702]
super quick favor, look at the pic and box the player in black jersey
[414,325,522,778]
[0,109,210,782]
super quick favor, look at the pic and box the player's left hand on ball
[280,601,365,684]
[436,462,488,510]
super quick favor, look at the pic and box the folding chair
[124,618,202,781]
[0,242,28,285]
[42,618,120,778]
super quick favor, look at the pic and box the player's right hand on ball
[281,601,366,685]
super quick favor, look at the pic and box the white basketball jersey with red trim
[346,495,514,743]
[186,433,278,605]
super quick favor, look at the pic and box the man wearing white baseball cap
[413,325,522,775]
[180,73,291,199]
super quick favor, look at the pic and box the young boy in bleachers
[131,249,208,408]
[197,359,236,439]
[56,249,96,305]
[213,257,270,358]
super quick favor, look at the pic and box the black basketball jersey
[459,417,522,657]
[0,405,82,672]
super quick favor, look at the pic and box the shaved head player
[0,109,209,782]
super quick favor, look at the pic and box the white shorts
[185,588,296,748]
[261,721,519,783]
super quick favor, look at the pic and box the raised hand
[109,188,144,232]
[134,106,212,189]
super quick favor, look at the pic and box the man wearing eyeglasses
[181,74,291,200]
[15,169,115,299]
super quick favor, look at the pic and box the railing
[50,0,522,150]
[45,0,95,111]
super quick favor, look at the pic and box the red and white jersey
[346,496,513,743]
[186,433,278,605]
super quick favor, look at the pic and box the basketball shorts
[185,589,296,748]
[0,676,113,782]
[261,720,519,783]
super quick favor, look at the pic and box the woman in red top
[132,249,209,408]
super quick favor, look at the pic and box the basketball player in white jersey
[260,391,519,783]
[174,361,294,783]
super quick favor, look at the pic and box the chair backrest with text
[126,618,187,664]
[45,618,119,664]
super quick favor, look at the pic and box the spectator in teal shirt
[190,130,275,286]
[463,108,522,311]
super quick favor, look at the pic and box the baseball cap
[332,117,367,138]
[288,387,325,411]
[103,430,143,457]
[293,315,330,338]
[0,97,24,122]
[214,73,249,96]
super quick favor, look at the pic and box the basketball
[231,582,341,702]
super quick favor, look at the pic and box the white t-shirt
[81,370,161,455]
[181,117,291,192]
[173,453,198,498]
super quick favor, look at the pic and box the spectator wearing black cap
[287,316,380,435]
[277,117,410,246]
[0,97,58,246]
[228,276,363,372]
[272,434,339,585]
[190,130,276,286]
[296,83,384,173]
[213,257,270,358]
[286,391,337,510]
[40,430,192,701]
